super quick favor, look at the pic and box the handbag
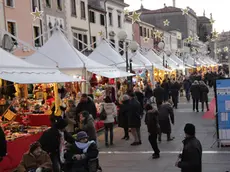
[99,105,107,120]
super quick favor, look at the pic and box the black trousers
[193,99,199,111]
[148,134,160,155]
[202,101,209,111]
[172,96,178,108]
[104,123,113,144]
[124,127,129,138]
[50,154,61,172]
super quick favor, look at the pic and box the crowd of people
[1,70,225,172]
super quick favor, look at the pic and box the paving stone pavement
[97,93,230,172]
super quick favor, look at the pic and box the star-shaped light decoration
[98,31,104,37]
[181,7,189,15]
[154,30,163,40]
[186,36,193,43]
[194,35,199,41]
[130,11,141,24]
[31,7,43,21]
[206,35,211,40]
[143,37,149,43]
[163,19,170,26]
[210,18,215,25]
[216,48,221,54]
[124,9,130,16]
[223,46,229,52]
[191,47,197,52]
[212,30,219,39]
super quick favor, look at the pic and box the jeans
[148,134,160,155]
[193,99,199,111]
[185,90,190,101]
[104,123,113,144]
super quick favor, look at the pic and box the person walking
[199,81,210,112]
[161,79,170,102]
[128,92,142,146]
[170,79,181,109]
[99,96,117,147]
[175,123,202,172]
[145,104,160,159]
[134,87,144,118]
[190,80,201,112]
[158,101,175,142]
[65,100,77,134]
[153,83,164,109]
[118,95,130,140]
[183,77,192,102]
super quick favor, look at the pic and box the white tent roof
[0,48,83,83]
[145,50,171,71]
[24,30,133,78]
[129,51,152,69]
[184,54,196,68]
[88,40,141,69]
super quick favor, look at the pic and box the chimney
[173,0,175,7]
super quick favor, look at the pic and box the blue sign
[216,79,230,132]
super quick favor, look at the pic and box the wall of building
[4,0,35,56]
[0,0,5,46]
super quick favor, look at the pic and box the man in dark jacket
[190,80,200,112]
[183,77,191,102]
[134,87,144,117]
[76,94,97,120]
[39,118,75,172]
[176,123,202,172]
[0,126,7,162]
[170,79,181,109]
[128,92,142,146]
[153,83,164,109]
[145,104,160,159]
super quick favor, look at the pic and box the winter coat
[144,86,153,99]
[170,82,180,97]
[199,84,209,102]
[118,100,129,129]
[17,151,52,172]
[190,84,201,99]
[99,103,117,124]
[128,98,142,128]
[178,137,202,172]
[76,97,97,119]
[80,115,97,141]
[183,79,191,91]
[0,126,6,157]
[145,109,160,135]
[65,106,77,133]
[153,86,164,103]
[64,141,98,172]
[135,91,144,111]
[158,103,174,134]
[39,127,75,157]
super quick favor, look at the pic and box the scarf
[75,140,95,153]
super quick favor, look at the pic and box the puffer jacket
[80,115,97,141]
[99,103,117,123]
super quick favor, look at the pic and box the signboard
[216,79,230,140]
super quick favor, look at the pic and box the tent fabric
[129,51,152,69]
[145,50,171,71]
[88,40,141,69]
[24,30,133,78]
[0,47,83,83]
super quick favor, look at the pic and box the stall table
[0,133,43,172]
[15,114,51,126]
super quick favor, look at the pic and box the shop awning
[145,50,171,71]
[24,29,134,78]
[88,40,141,70]
[129,51,152,69]
[183,54,196,68]
[0,47,83,83]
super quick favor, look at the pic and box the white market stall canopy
[88,40,141,70]
[145,50,171,71]
[129,51,152,69]
[183,54,196,68]
[24,29,134,78]
[0,47,83,84]
[169,54,186,69]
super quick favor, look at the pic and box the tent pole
[54,83,61,116]
[81,68,88,94]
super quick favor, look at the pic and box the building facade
[0,0,5,46]
[42,0,67,42]
[4,0,39,56]
[216,31,230,63]
[140,5,197,39]
[100,0,129,51]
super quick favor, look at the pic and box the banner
[215,78,230,140]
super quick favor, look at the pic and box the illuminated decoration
[154,30,163,40]
[223,46,229,52]
[212,30,219,39]
[130,11,141,24]
[206,35,211,40]
[210,18,215,25]
[194,35,199,41]
[98,31,104,38]
[181,7,189,15]
[191,47,197,52]
[31,7,43,21]
[163,19,170,26]
[124,9,130,15]
[143,37,149,43]
[185,36,193,43]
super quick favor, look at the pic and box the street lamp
[117,31,138,91]
[158,41,165,66]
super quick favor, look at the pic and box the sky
[124,0,229,32]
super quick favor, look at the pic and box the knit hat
[54,118,68,130]
[76,131,88,141]
[81,111,90,118]
[29,142,41,153]
[184,123,195,136]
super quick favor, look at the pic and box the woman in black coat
[190,80,201,112]
[0,126,6,162]
[199,81,209,112]
[118,95,130,140]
